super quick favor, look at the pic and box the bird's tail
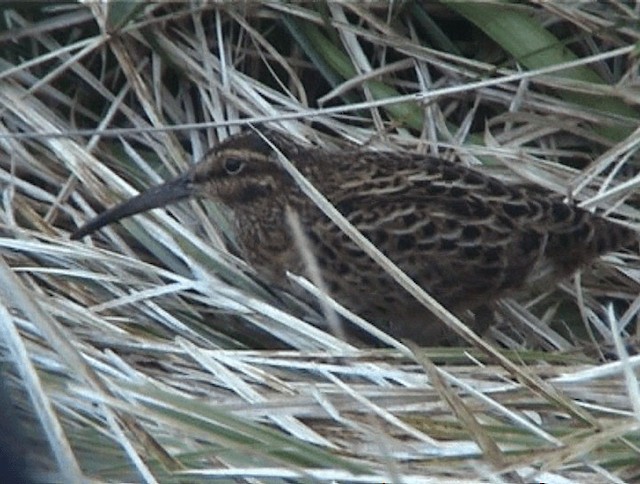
[546,212,636,275]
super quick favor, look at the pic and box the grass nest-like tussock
[0,2,639,482]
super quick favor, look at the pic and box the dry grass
[0,2,639,482]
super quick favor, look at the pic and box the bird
[71,130,637,344]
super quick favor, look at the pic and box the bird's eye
[223,157,245,175]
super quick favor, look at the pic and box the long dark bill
[71,173,193,240]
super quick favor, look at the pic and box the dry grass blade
[0,2,638,482]
[0,300,82,482]
[417,352,510,473]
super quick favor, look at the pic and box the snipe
[71,131,636,343]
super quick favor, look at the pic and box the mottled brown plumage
[71,131,636,343]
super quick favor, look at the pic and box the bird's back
[294,150,635,331]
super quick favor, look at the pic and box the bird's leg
[472,304,498,337]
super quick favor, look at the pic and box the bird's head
[71,130,298,240]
